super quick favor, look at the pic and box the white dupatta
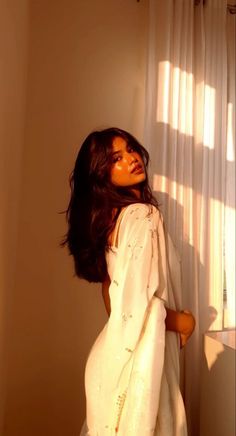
[82,204,187,435]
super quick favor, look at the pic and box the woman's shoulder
[117,203,161,234]
[110,203,161,248]
[121,202,160,220]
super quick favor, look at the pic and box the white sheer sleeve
[108,203,166,347]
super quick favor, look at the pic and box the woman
[62,128,195,435]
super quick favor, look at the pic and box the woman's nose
[126,152,137,164]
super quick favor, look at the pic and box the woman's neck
[131,188,141,199]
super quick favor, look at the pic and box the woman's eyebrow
[112,150,121,155]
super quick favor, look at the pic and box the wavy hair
[61,127,158,283]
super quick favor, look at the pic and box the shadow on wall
[199,329,235,436]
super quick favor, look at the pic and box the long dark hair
[61,127,158,283]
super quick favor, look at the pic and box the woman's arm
[102,277,195,348]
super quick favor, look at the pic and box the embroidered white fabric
[80,204,187,435]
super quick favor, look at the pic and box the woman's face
[110,136,146,191]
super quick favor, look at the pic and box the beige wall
[2,1,148,435]
[0,0,29,434]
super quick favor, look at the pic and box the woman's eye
[112,155,121,163]
[128,147,135,153]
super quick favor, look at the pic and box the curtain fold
[144,0,235,435]
[225,0,235,328]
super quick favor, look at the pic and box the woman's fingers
[179,311,196,348]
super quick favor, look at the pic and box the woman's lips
[131,163,144,174]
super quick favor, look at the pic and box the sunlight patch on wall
[202,84,216,150]
[157,62,218,151]
[157,61,193,137]
[156,61,170,126]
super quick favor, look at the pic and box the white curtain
[144,0,235,435]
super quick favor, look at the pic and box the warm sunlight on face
[110,137,146,191]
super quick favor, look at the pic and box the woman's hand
[179,310,196,348]
[165,308,196,348]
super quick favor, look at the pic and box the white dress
[80,204,187,436]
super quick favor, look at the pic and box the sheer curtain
[144,0,235,434]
